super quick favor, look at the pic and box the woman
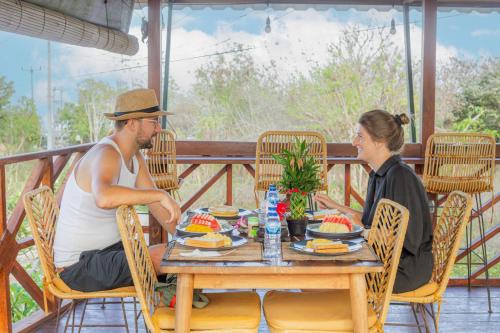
[315,110,433,293]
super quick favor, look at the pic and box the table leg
[350,273,369,333]
[175,273,194,332]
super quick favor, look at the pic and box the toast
[315,246,350,254]
[184,238,225,248]
[208,205,239,217]
[184,232,232,248]
[306,238,349,252]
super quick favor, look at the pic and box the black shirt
[362,155,433,293]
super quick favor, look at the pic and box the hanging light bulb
[265,16,271,33]
[390,0,396,35]
[390,18,396,35]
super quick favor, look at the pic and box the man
[53,88,180,292]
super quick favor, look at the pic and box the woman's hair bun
[395,113,410,126]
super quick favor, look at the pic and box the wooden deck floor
[31,286,499,333]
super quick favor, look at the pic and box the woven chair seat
[153,292,261,331]
[49,277,136,299]
[425,178,491,194]
[152,174,180,190]
[423,133,495,195]
[264,290,378,332]
[391,282,439,301]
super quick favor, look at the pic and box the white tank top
[54,137,139,267]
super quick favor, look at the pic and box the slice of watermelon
[190,214,221,231]
[322,215,353,232]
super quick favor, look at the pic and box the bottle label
[265,223,281,234]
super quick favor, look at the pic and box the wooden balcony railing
[0,141,498,332]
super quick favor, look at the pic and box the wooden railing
[0,141,498,332]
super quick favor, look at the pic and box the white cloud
[471,28,500,37]
[48,9,463,98]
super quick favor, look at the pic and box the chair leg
[476,194,492,313]
[101,297,106,309]
[63,301,73,333]
[410,303,423,333]
[71,300,77,333]
[133,297,139,333]
[465,223,472,291]
[76,299,88,333]
[120,297,130,333]
[419,304,431,333]
[429,303,438,333]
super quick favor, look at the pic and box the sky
[0,4,498,122]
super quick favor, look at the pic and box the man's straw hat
[104,88,173,120]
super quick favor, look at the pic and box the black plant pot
[286,218,308,237]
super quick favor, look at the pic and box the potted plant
[273,138,322,237]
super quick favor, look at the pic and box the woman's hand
[313,193,337,209]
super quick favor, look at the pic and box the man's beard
[137,139,153,150]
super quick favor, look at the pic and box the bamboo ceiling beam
[0,0,139,55]
[135,0,500,8]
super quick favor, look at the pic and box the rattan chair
[116,205,262,332]
[254,130,328,207]
[144,130,181,199]
[390,191,473,333]
[423,132,495,312]
[263,199,409,332]
[23,186,137,333]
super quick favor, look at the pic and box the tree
[56,79,127,144]
[450,58,499,140]
[0,76,14,110]
[0,77,41,156]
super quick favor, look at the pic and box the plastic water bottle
[264,211,281,261]
[267,184,279,214]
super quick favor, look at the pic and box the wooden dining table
[159,241,383,333]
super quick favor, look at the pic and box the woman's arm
[313,193,363,226]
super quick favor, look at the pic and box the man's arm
[134,151,181,235]
[91,146,170,209]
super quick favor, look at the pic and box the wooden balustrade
[0,141,498,332]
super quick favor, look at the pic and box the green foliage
[0,90,41,156]
[0,76,14,110]
[273,139,321,219]
[451,59,500,140]
[56,79,126,144]
[10,259,42,323]
[273,138,322,194]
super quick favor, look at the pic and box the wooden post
[148,0,162,245]
[344,164,351,207]
[148,0,161,99]
[420,0,437,153]
[41,157,53,188]
[0,165,12,333]
[226,164,232,206]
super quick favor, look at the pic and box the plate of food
[289,238,361,256]
[194,206,253,219]
[176,214,233,237]
[306,214,363,239]
[176,233,247,250]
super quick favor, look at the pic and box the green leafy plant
[273,138,322,220]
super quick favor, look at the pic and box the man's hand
[314,193,338,209]
[160,192,181,225]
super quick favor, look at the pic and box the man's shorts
[59,241,133,292]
